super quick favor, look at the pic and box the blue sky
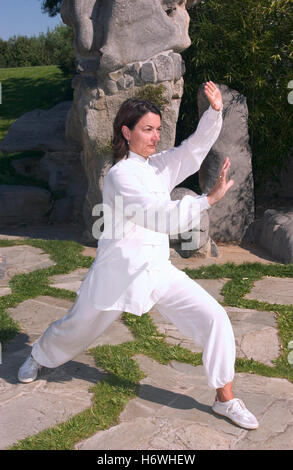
[0,0,62,41]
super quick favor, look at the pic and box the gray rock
[0,245,55,282]
[169,187,209,257]
[124,62,143,84]
[186,0,202,7]
[140,62,157,83]
[198,84,255,242]
[82,76,98,90]
[76,58,100,74]
[61,0,191,73]
[39,151,88,224]
[116,76,126,90]
[169,52,185,81]
[57,1,195,241]
[49,196,74,223]
[0,185,52,226]
[210,238,219,257]
[124,74,135,89]
[0,102,73,154]
[277,154,293,199]
[76,354,293,450]
[245,276,293,306]
[11,156,48,183]
[249,209,293,264]
[154,53,174,82]
[225,306,280,366]
[48,268,89,293]
[104,80,118,95]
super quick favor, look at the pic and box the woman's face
[122,112,162,158]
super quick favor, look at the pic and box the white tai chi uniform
[32,105,236,390]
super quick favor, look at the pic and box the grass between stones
[1,238,292,450]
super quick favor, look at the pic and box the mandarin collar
[128,150,150,165]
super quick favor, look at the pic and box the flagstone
[0,246,56,283]
[245,276,293,305]
[48,268,89,292]
[76,354,293,450]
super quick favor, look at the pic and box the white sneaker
[212,397,259,430]
[18,354,42,383]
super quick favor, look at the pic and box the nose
[152,130,160,142]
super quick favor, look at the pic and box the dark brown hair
[112,98,162,163]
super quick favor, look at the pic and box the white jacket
[77,105,223,315]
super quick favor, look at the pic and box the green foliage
[95,140,114,156]
[134,84,169,110]
[45,24,75,76]
[0,24,75,77]
[0,65,73,187]
[178,0,293,189]
[40,0,62,17]
[0,65,72,141]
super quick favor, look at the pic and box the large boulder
[61,0,191,72]
[10,156,48,182]
[277,154,293,199]
[0,185,52,226]
[59,0,195,243]
[198,84,255,242]
[39,151,88,223]
[0,102,73,154]
[169,187,212,258]
[246,209,293,264]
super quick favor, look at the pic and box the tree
[45,24,75,76]
[40,0,62,17]
[0,39,8,67]
[0,24,74,73]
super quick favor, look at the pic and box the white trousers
[32,269,236,390]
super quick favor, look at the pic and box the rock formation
[197,83,255,242]
[170,187,211,258]
[0,102,88,228]
[60,0,195,242]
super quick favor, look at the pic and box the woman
[18,81,258,430]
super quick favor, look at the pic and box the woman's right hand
[206,157,234,207]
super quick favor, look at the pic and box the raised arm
[151,81,223,192]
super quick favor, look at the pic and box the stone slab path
[0,236,292,450]
[76,358,293,450]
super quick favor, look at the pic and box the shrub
[177,0,293,191]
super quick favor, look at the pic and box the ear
[121,125,131,142]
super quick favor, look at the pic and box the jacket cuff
[196,194,211,212]
[208,104,223,117]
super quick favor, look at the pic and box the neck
[129,149,149,160]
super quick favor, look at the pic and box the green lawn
[0,65,73,186]
[0,65,72,142]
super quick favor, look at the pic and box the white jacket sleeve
[152,105,223,192]
[106,168,205,236]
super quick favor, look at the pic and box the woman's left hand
[204,81,223,111]
[206,157,234,206]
